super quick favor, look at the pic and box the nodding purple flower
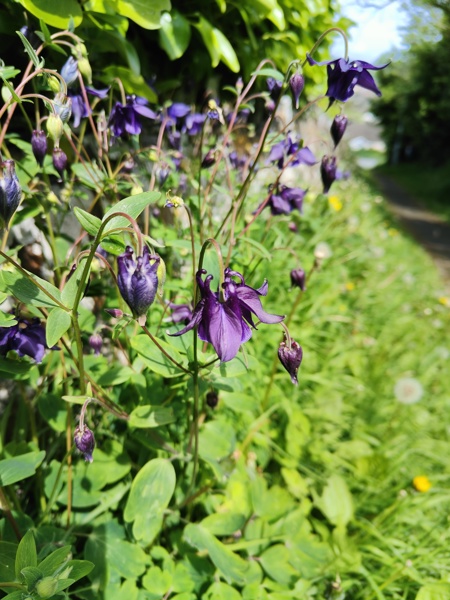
[117,246,160,318]
[201,148,217,168]
[31,130,48,166]
[0,318,53,363]
[206,390,219,408]
[74,425,95,462]
[184,113,206,135]
[331,114,348,148]
[268,133,316,169]
[289,72,305,109]
[307,55,389,104]
[262,185,306,216]
[109,95,158,137]
[0,160,22,229]
[68,86,109,128]
[290,268,306,291]
[167,302,193,325]
[170,268,284,362]
[60,56,79,87]
[89,333,103,356]
[229,151,247,170]
[321,155,337,194]
[278,338,303,385]
[267,77,283,100]
[167,102,191,125]
[52,147,68,179]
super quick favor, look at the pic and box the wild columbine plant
[0,20,392,600]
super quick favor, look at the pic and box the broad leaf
[102,66,157,103]
[159,10,191,60]
[131,334,187,378]
[46,307,71,347]
[101,191,161,236]
[0,270,62,309]
[128,405,175,428]
[17,0,82,28]
[0,451,46,486]
[15,530,37,581]
[115,0,170,29]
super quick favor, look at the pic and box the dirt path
[375,174,450,290]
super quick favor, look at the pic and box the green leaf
[15,530,37,581]
[16,30,42,69]
[20,566,43,590]
[0,542,17,581]
[0,451,45,486]
[128,405,175,428]
[194,17,240,72]
[64,559,94,583]
[97,365,136,386]
[38,546,71,576]
[259,544,298,585]
[0,358,35,378]
[238,237,273,261]
[159,10,191,60]
[124,459,176,545]
[142,565,172,595]
[201,512,246,537]
[70,162,106,191]
[0,312,17,327]
[61,264,85,309]
[131,334,186,378]
[183,524,252,585]
[204,582,242,600]
[416,583,450,600]
[73,208,102,237]
[16,0,82,28]
[114,0,170,29]
[46,307,71,347]
[250,67,284,81]
[101,191,161,236]
[102,66,158,103]
[319,474,354,528]
[0,269,62,309]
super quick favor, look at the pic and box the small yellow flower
[388,227,398,236]
[413,475,432,492]
[438,296,449,306]
[345,282,355,291]
[328,195,342,211]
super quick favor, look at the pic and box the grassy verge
[375,161,450,223]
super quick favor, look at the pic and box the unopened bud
[60,56,78,87]
[201,148,217,168]
[74,424,95,462]
[330,114,348,148]
[206,390,219,408]
[35,577,58,599]
[290,268,306,291]
[156,256,166,298]
[53,93,72,123]
[289,72,305,109]
[77,57,92,84]
[31,130,48,166]
[47,75,62,94]
[46,114,64,144]
[52,147,68,179]
[278,338,303,385]
[105,308,124,318]
[0,160,22,230]
[320,155,337,194]
[89,333,103,356]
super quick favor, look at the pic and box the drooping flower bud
[206,390,219,408]
[105,308,124,319]
[290,268,306,291]
[289,72,305,109]
[89,333,103,356]
[52,147,68,179]
[278,338,303,385]
[78,57,92,84]
[60,56,78,87]
[320,155,337,194]
[0,160,22,230]
[31,130,48,166]
[201,148,217,169]
[267,77,283,100]
[46,114,64,144]
[330,114,348,148]
[117,246,160,318]
[74,424,96,462]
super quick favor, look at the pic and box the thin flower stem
[140,325,191,374]
[0,488,22,540]
[146,117,169,235]
[303,26,349,64]
[183,204,197,298]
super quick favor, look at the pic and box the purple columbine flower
[170,268,284,362]
[267,77,283,100]
[31,130,48,166]
[0,318,52,363]
[117,246,160,318]
[263,185,306,216]
[0,160,22,229]
[268,133,316,169]
[278,338,303,385]
[89,333,103,355]
[184,112,206,135]
[60,56,79,87]
[331,114,348,148]
[167,302,193,325]
[68,86,109,128]
[109,95,158,137]
[167,102,191,125]
[307,55,389,104]
[289,72,305,109]
[290,268,306,291]
[321,155,337,194]
[74,425,95,462]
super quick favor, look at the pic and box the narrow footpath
[375,174,450,290]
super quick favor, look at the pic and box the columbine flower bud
[35,576,59,599]
[52,147,68,179]
[267,77,282,100]
[78,57,92,84]
[289,72,305,109]
[53,93,72,123]
[31,130,48,166]
[331,114,348,148]
[74,424,95,462]
[278,338,303,385]
[105,308,124,318]
[89,333,103,356]
[0,160,22,230]
[201,148,217,168]
[60,56,78,86]
[320,155,337,194]
[290,268,306,291]
[48,75,61,94]
[206,390,219,408]
[117,246,160,318]
[46,114,64,145]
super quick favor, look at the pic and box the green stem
[303,26,349,65]
[141,325,191,374]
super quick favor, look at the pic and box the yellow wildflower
[328,195,342,211]
[413,475,432,492]
[345,282,355,291]
[438,296,449,306]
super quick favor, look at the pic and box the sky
[333,1,408,62]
